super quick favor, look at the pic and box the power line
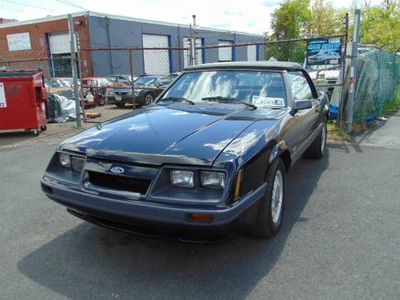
[55,0,88,11]
[55,0,104,17]
[0,0,58,11]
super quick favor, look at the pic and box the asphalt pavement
[353,111,400,149]
[0,139,399,299]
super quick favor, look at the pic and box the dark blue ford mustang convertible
[41,62,328,242]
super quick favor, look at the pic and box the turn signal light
[190,214,214,223]
[234,169,244,201]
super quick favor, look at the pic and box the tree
[267,0,311,62]
[309,0,347,36]
[270,0,311,40]
[361,3,400,52]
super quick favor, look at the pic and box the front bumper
[41,176,266,241]
[108,95,145,105]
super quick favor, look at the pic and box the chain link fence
[1,36,348,126]
[353,47,400,125]
[265,39,308,63]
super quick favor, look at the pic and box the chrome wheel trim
[145,94,153,105]
[271,170,284,224]
[321,122,326,153]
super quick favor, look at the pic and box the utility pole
[68,14,81,128]
[346,8,361,133]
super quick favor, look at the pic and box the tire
[99,96,106,106]
[116,103,126,108]
[249,158,286,238]
[304,118,327,159]
[144,93,154,105]
[40,125,47,131]
[32,129,41,136]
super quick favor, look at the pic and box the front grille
[88,171,151,194]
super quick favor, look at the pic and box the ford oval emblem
[110,166,125,174]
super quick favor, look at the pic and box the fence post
[68,14,82,128]
[129,49,136,109]
[189,24,194,66]
[338,13,350,128]
[75,32,86,123]
[346,9,361,132]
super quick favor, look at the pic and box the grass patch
[383,88,400,116]
[383,99,400,115]
[327,122,351,142]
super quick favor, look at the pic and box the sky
[0,0,383,34]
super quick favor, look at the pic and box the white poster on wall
[0,83,7,108]
[7,32,31,51]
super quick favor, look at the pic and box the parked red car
[81,77,112,108]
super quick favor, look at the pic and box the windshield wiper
[161,96,195,105]
[202,96,257,110]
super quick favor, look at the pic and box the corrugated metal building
[0,12,265,77]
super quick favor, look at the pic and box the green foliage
[309,0,347,36]
[361,5,400,53]
[266,0,311,62]
[327,121,351,141]
[270,0,312,40]
[383,87,400,115]
[266,0,346,62]
[266,41,307,63]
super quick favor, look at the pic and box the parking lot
[84,104,135,124]
[1,134,399,299]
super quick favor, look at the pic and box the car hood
[60,104,283,166]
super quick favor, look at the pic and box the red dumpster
[0,70,48,135]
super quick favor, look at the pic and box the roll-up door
[247,45,257,61]
[142,34,170,75]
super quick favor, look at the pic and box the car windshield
[159,70,287,108]
[135,77,157,86]
[157,77,172,86]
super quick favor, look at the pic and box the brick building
[0,12,264,78]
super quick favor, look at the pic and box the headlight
[71,156,85,172]
[170,170,194,188]
[59,153,71,168]
[200,171,225,189]
[59,153,84,172]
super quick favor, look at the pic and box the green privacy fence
[353,49,400,124]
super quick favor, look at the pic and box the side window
[288,72,313,101]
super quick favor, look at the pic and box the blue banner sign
[307,38,342,66]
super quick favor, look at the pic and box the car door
[287,71,320,154]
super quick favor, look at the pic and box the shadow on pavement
[18,151,330,299]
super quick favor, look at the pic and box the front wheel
[304,118,327,159]
[144,93,154,105]
[249,158,286,238]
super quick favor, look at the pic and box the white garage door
[143,34,170,75]
[218,41,233,62]
[183,38,203,68]
[247,45,257,61]
[49,33,76,54]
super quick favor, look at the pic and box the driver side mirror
[290,99,312,115]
